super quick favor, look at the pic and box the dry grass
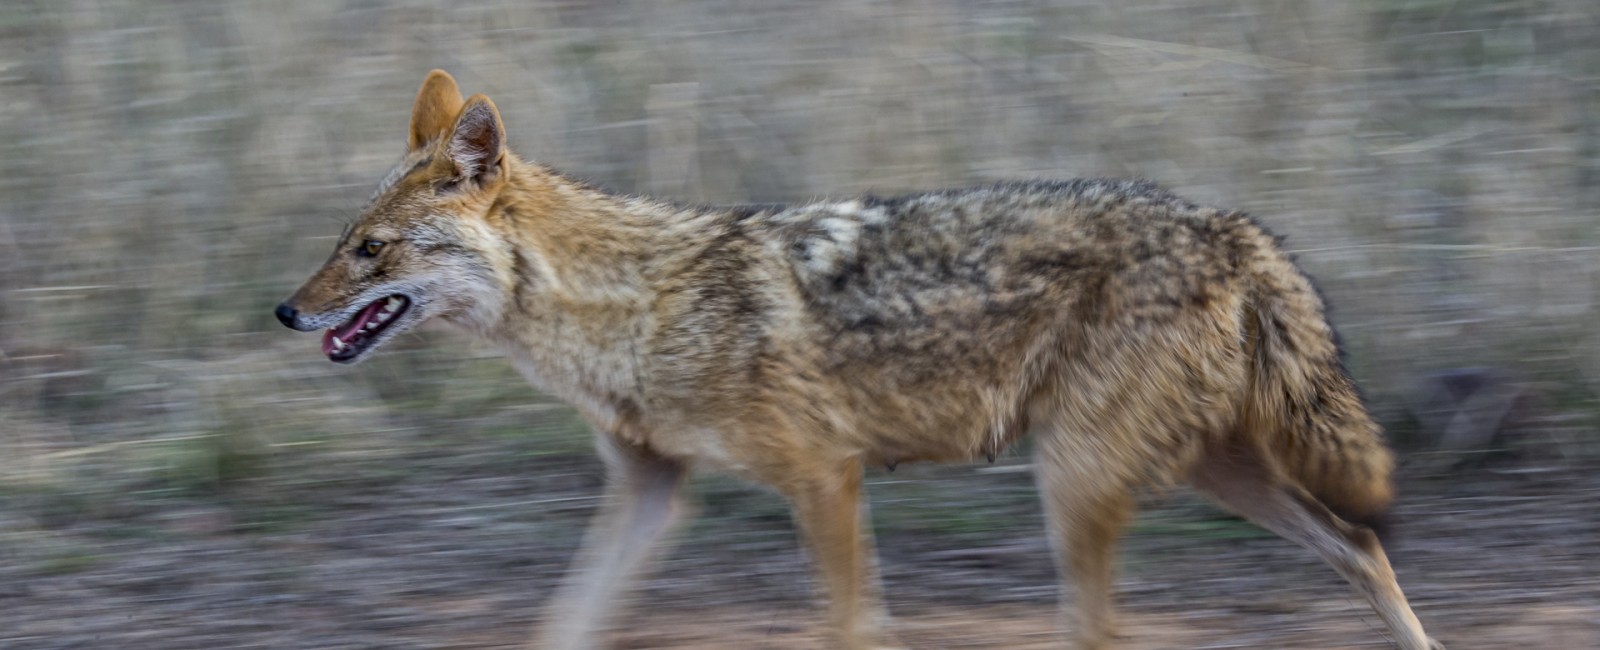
[2,0,1597,494]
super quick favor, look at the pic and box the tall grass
[2,0,1596,496]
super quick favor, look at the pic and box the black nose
[274,302,299,329]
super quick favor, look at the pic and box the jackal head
[276,70,513,364]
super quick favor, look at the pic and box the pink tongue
[321,299,387,355]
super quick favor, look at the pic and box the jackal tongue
[321,299,388,356]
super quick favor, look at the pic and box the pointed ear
[409,69,464,150]
[445,94,506,186]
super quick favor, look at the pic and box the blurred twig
[1061,33,1323,73]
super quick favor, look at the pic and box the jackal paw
[1071,628,1126,650]
[844,636,906,650]
[850,637,907,650]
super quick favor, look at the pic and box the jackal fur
[277,70,1443,650]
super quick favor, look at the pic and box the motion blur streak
[1,2,1596,649]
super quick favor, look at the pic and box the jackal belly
[768,361,1037,467]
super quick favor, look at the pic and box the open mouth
[322,295,410,362]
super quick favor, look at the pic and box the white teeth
[364,321,379,331]
[331,336,345,350]
[374,297,403,325]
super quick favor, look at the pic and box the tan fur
[409,70,465,150]
[277,70,1442,650]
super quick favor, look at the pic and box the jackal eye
[358,240,385,257]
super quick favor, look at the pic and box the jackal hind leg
[1033,429,1139,650]
[1189,438,1444,650]
[531,439,690,650]
[780,455,902,650]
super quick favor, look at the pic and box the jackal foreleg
[531,439,689,650]
[782,455,901,650]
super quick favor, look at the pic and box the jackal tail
[1237,225,1397,533]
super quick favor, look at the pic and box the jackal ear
[409,69,465,150]
[445,95,506,187]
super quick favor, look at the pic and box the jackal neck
[488,157,724,308]
[474,157,715,430]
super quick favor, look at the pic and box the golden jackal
[276,70,1443,650]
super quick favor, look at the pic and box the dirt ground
[4,450,1597,650]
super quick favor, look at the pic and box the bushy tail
[1236,227,1396,533]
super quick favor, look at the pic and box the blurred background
[2,1,1597,648]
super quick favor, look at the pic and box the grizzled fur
[278,71,1442,650]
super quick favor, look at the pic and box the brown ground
[4,450,1598,650]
